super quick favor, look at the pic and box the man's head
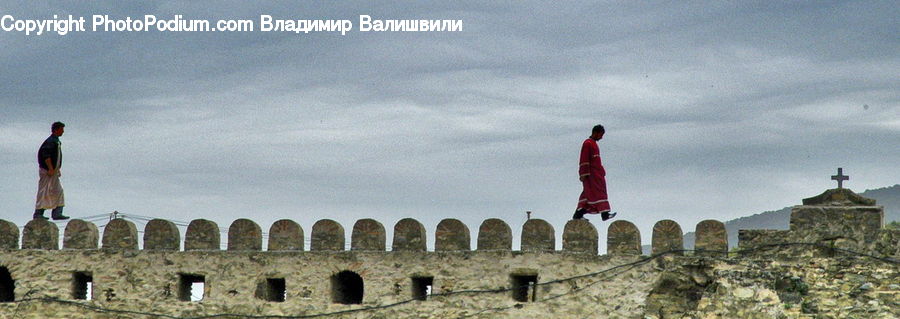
[51,122,65,136]
[590,124,604,140]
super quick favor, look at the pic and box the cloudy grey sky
[1,1,898,251]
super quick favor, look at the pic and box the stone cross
[831,167,849,189]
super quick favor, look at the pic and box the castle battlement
[0,188,897,318]
[2,217,724,255]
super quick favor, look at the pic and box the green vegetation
[886,221,900,230]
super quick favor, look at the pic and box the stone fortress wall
[0,188,897,318]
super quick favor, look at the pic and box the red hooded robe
[577,138,611,214]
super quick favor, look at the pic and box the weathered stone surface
[185,219,220,251]
[736,229,802,258]
[607,220,641,255]
[392,218,426,251]
[652,219,683,255]
[311,219,345,251]
[477,218,512,251]
[645,267,714,317]
[0,245,895,318]
[737,229,790,249]
[0,219,19,249]
[0,242,677,319]
[22,219,58,250]
[63,219,98,249]
[435,219,470,251]
[351,219,385,251]
[143,219,180,251]
[0,210,897,319]
[562,219,597,254]
[268,219,304,251]
[790,206,883,239]
[870,229,899,257]
[802,188,876,206]
[227,219,262,251]
[521,219,554,251]
[102,219,138,250]
[695,219,727,256]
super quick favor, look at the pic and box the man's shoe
[33,214,48,220]
[51,213,70,221]
[601,212,617,221]
[572,209,586,220]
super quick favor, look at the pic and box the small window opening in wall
[256,278,286,302]
[178,274,205,302]
[0,267,14,302]
[510,274,538,302]
[331,270,363,304]
[411,276,433,301]
[72,272,93,300]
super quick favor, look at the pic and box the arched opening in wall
[178,274,205,302]
[0,267,13,302]
[331,271,363,304]
[510,273,538,302]
[411,276,433,301]
[256,278,286,302]
[72,271,93,300]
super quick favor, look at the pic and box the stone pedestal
[738,188,895,258]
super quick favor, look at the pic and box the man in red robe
[573,124,616,221]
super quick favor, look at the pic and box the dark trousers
[34,206,64,217]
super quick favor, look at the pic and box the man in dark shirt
[34,122,69,220]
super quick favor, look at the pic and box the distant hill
[641,184,900,254]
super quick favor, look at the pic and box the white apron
[35,169,65,210]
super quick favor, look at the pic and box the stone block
[22,219,58,250]
[268,219,304,251]
[477,218,512,251]
[311,219,345,251]
[63,219,98,249]
[651,219,683,256]
[695,220,727,257]
[0,220,19,249]
[392,218,426,252]
[102,219,138,250]
[227,219,262,251]
[521,219,554,252]
[790,206,883,240]
[185,219,220,251]
[607,220,641,256]
[563,219,597,254]
[143,219,180,251]
[868,229,899,257]
[737,229,790,249]
[737,229,816,258]
[435,219,470,251]
[351,219,385,251]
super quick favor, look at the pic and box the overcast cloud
[1,1,898,251]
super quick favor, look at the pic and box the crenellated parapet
[102,219,138,250]
[268,219,303,251]
[351,219,384,251]
[0,191,900,319]
[0,217,733,256]
[64,219,98,249]
[22,218,58,250]
[144,219,179,250]
[0,220,17,250]
[0,193,893,256]
[0,187,895,319]
[435,219,470,251]
[477,218,511,250]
